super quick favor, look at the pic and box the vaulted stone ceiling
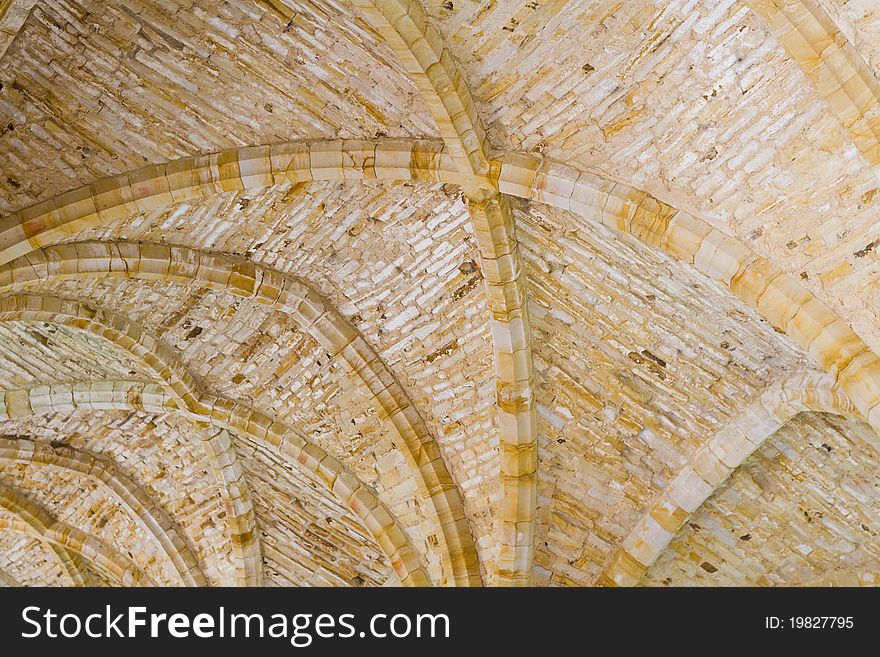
[0,0,877,587]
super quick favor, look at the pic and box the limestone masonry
[0,0,878,586]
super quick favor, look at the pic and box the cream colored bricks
[745,0,880,180]
[342,1,538,583]
[2,0,880,587]
[350,0,491,193]
[0,435,205,585]
[0,481,149,586]
[4,140,880,586]
[466,197,536,585]
[0,293,431,587]
[0,295,264,585]
[496,152,880,444]
[0,376,431,587]
[600,371,857,586]
[0,139,463,268]
[0,240,469,586]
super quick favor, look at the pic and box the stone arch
[0,139,528,584]
[0,481,151,585]
[0,294,263,586]
[341,6,539,583]
[46,545,89,587]
[0,375,430,587]
[599,371,858,586]
[350,0,490,191]
[743,0,880,179]
[0,138,532,584]
[0,249,477,585]
[498,152,880,442]
[0,436,206,585]
[4,140,880,584]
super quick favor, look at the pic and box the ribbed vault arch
[0,481,150,585]
[0,436,206,586]
[0,374,430,586]
[0,147,532,583]
[0,0,879,588]
[0,247,476,585]
[3,139,878,441]
[3,135,880,582]
[324,0,538,583]
[350,0,491,192]
[599,370,859,586]
[743,0,880,180]
[0,294,263,586]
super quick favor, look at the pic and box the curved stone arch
[743,0,880,179]
[5,140,880,583]
[0,139,458,269]
[498,153,880,440]
[22,538,91,587]
[0,436,206,586]
[599,371,859,586]
[55,551,93,587]
[350,0,490,191]
[0,296,262,586]
[343,0,539,583]
[1,523,89,587]
[47,545,90,586]
[0,241,480,586]
[0,380,179,417]
[0,300,434,585]
[0,376,431,587]
[0,481,151,585]
[4,140,877,404]
[0,139,526,585]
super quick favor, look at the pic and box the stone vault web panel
[0,459,173,584]
[0,529,70,586]
[236,434,392,587]
[0,410,235,585]
[19,273,433,577]
[67,179,501,575]
[645,412,880,586]
[0,0,438,212]
[516,199,811,585]
[0,321,153,387]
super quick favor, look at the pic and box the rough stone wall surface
[645,413,880,586]
[0,410,235,585]
[4,272,420,582]
[0,322,153,386]
[0,0,879,587]
[517,201,810,585]
[66,180,500,579]
[0,460,173,583]
[237,436,391,587]
[0,0,436,212]
[423,0,880,359]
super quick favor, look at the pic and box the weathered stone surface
[1,0,879,587]
[645,413,880,586]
